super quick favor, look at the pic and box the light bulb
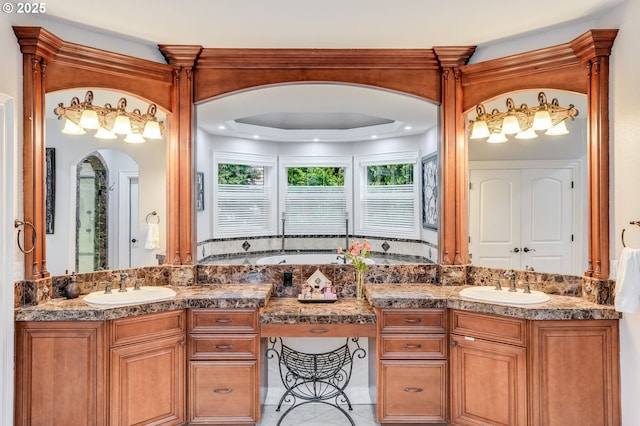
[112,114,132,135]
[79,108,100,129]
[487,132,508,143]
[142,120,163,139]
[501,115,522,135]
[61,119,86,135]
[532,110,552,130]
[124,132,145,144]
[95,127,117,139]
[470,120,490,139]
[545,120,569,135]
[515,128,538,139]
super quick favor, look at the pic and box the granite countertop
[365,284,621,320]
[14,284,273,322]
[16,283,621,323]
[260,298,376,325]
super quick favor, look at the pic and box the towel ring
[14,219,37,254]
[622,221,640,248]
[146,211,160,224]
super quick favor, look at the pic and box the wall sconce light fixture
[54,90,165,143]
[468,92,578,143]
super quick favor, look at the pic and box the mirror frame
[15,27,616,280]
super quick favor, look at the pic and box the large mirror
[467,89,588,275]
[194,84,439,265]
[45,89,167,275]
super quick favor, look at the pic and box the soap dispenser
[65,272,81,299]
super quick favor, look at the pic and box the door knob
[523,247,536,252]
[131,238,138,243]
[510,247,520,253]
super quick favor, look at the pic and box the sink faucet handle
[504,270,515,278]
[103,281,112,294]
[134,279,143,291]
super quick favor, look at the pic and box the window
[357,153,419,237]
[214,153,276,237]
[280,157,352,235]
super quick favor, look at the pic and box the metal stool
[266,337,366,425]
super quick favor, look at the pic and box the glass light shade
[532,110,553,130]
[112,114,132,135]
[501,115,522,135]
[545,120,569,135]
[142,120,163,139]
[124,132,145,144]
[61,119,86,135]
[470,120,490,139]
[94,127,117,139]
[487,132,508,143]
[515,128,538,140]
[79,108,100,129]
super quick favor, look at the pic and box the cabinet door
[110,334,185,426]
[189,361,259,424]
[15,321,107,426]
[377,359,447,424]
[530,320,620,426]
[450,334,527,426]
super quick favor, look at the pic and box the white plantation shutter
[216,184,271,236]
[285,186,346,234]
[360,184,414,232]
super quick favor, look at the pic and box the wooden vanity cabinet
[376,308,448,424]
[529,319,620,426]
[449,310,527,426]
[15,321,108,426]
[109,310,186,426]
[187,308,261,425]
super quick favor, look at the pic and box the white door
[520,168,574,273]
[470,166,575,274]
[128,177,142,267]
[469,169,521,269]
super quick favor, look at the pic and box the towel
[145,223,160,250]
[615,247,640,313]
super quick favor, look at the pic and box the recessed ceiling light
[218,125,226,130]
[253,135,260,139]
[371,135,378,139]
[313,138,319,142]
[404,125,412,130]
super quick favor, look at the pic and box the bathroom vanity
[14,283,620,426]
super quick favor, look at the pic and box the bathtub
[256,253,376,265]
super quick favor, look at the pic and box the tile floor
[258,404,380,426]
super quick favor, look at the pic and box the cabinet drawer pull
[403,317,423,323]
[213,388,233,394]
[403,387,424,393]
[451,341,458,347]
[214,318,233,324]
[403,343,423,349]
[308,328,329,334]
[214,344,234,350]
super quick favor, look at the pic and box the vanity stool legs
[266,337,366,426]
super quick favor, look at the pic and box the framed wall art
[421,153,438,230]
[196,171,205,211]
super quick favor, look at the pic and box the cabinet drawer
[378,359,447,423]
[189,334,258,360]
[189,361,259,424]
[450,310,526,346]
[111,310,185,347]
[378,309,446,334]
[379,334,447,359]
[189,309,258,334]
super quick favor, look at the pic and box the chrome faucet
[504,270,517,292]
[119,272,128,292]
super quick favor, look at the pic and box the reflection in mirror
[46,89,167,275]
[467,90,588,275]
[195,84,439,265]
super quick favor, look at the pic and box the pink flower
[337,247,343,254]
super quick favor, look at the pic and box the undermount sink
[83,286,177,307]
[459,286,550,305]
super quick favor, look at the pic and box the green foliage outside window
[218,164,264,185]
[287,167,345,186]
[367,164,413,185]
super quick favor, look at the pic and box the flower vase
[356,270,365,300]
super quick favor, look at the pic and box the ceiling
[40,0,621,143]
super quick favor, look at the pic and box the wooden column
[571,30,618,279]
[159,46,202,265]
[13,27,62,279]
[434,47,476,265]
